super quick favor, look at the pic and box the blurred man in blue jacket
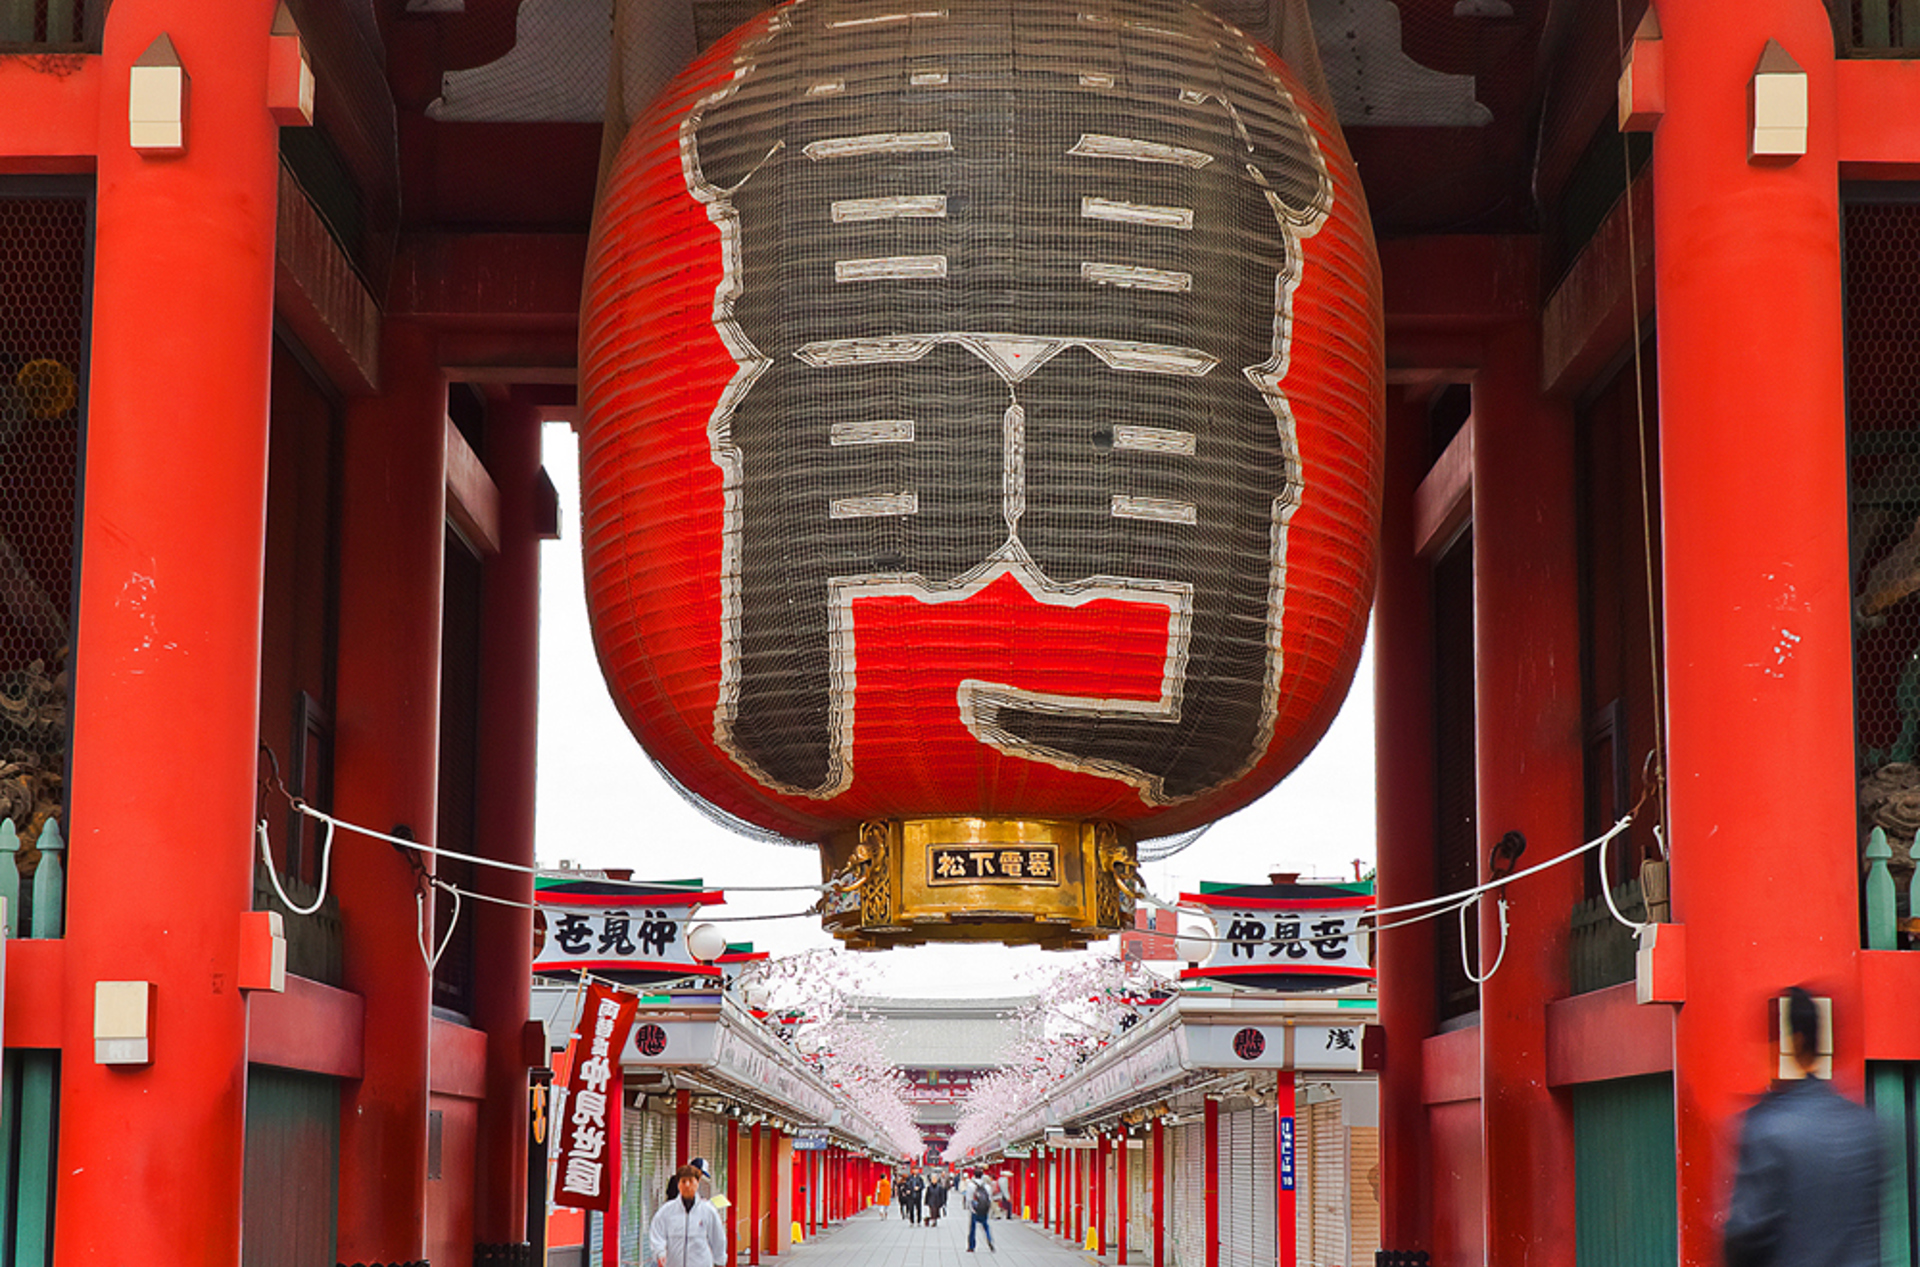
[1724,987,1883,1267]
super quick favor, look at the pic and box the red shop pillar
[1651,6,1861,1265]
[472,389,544,1252]
[1204,1099,1220,1267]
[601,1089,622,1267]
[58,5,280,1263]
[1096,1135,1109,1255]
[750,1123,763,1264]
[677,1089,692,1166]
[1373,386,1438,1255]
[1278,1073,1297,1267]
[727,1118,741,1261]
[1475,317,1583,1267]
[1117,1131,1130,1264]
[333,318,447,1265]
[767,1126,783,1258]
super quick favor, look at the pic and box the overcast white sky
[532,424,1377,997]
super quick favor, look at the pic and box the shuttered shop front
[1217,1106,1278,1267]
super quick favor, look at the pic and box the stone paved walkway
[775,1207,1109,1267]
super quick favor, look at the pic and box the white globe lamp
[687,922,728,963]
[1174,919,1216,966]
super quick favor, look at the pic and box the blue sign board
[1279,1117,1295,1191]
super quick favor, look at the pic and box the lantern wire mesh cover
[580,0,1380,850]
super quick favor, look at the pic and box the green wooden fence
[1573,1075,1676,1267]
[0,1051,59,1267]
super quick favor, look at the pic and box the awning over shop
[993,990,1375,1150]
[532,983,896,1154]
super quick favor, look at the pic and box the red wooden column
[750,1123,763,1264]
[1475,316,1583,1267]
[1096,1135,1109,1254]
[472,390,543,1251]
[1117,1130,1130,1264]
[1204,1099,1220,1267]
[677,1089,693,1166]
[767,1126,783,1258]
[58,5,280,1263]
[1278,1073,1297,1267]
[334,317,448,1265]
[1152,1118,1166,1267]
[1373,387,1438,1255]
[1651,6,1859,1264]
[601,1087,622,1267]
[728,1118,741,1261]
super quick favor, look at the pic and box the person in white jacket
[649,1165,729,1267]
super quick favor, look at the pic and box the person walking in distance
[649,1165,728,1267]
[925,1173,948,1228]
[875,1171,891,1219]
[1724,987,1884,1267]
[967,1169,996,1253]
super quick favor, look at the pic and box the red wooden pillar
[1152,1118,1166,1267]
[1117,1131,1130,1264]
[333,317,447,1265]
[728,1117,741,1262]
[750,1123,763,1264]
[472,389,543,1252]
[1652,6,1859,1266]
[1475,317,1583,1267]
[1278,1073,1297,1267]
[1096,1135,1109,1255]
[1204,1099,1220,1267]
[601,1086,622,1267]
[58,6,280,1263]
[677,1089,692,1167]
[767,1126,783,1257]
[1374,386,1438,1255]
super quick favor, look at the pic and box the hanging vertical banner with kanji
[554,982,639,1211]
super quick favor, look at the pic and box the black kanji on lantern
[685,0,1333,803]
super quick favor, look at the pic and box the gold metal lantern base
[818,817,1139,950]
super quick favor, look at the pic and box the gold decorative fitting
[818,817,1137,949]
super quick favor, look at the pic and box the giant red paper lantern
[579,0,1382,945]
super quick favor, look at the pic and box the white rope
[287,801,828,892]
[417,877,463,972]
[1138,815,1633,932]
[1597,826,1650,932]
[1459,894,1510,984]
[256,816,336,916]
